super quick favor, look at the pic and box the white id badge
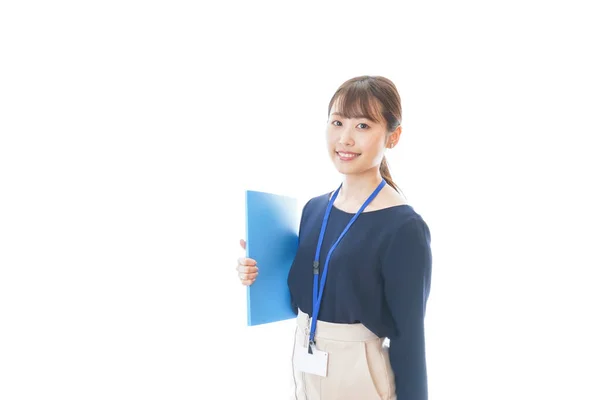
[293,341,329,377]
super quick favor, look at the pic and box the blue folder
[245,190,299,326]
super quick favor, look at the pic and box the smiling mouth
[336,151,360,161]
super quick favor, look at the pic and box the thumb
[239,239,246,250]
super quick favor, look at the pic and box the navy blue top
[287,191,432,399]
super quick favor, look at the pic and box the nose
[338,125,354,146]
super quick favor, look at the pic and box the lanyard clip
[313,261,319,275]
[308,340,316,354]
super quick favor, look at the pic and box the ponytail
[380,156,399,192]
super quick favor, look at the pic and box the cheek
[325,130,337,148]
[360,137,384,154]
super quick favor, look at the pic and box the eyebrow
[330,112,375,121]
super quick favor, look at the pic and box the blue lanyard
[309,179,386,348]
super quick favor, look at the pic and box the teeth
[338,152,357,158]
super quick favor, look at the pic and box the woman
[236,75,433,399]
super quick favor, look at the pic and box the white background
[1,1,599,399]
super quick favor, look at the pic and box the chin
[332,161,360,175]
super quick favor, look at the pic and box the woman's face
[326,101,389,177]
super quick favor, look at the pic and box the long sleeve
[381,216,433,399]
[288,199,311,316]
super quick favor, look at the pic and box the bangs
[330,84,385,123]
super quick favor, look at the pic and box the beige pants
[292,309,396,400]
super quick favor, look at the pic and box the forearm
[389,329,428,399]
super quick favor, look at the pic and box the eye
[357,123,369,129]
[332,120,342,126]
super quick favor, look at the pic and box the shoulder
[297,192,330,228]
[379,211,432,275]
[300,192,330,215]
[382,208,431,247]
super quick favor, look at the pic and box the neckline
[326,190,411,215]
[331,202,411,215]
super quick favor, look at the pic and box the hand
[237,239,258,286]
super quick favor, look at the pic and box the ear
[387,126,402,148]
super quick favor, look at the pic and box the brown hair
[327,75,402,192]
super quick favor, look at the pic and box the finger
[240,239,246,250]
[238,268,258,277]
[236,261,258,272]
[236,264,259,273]
[241,278,255,286]
[238,271,258,279]
[237,257,257,267]
[238,271,258,281]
